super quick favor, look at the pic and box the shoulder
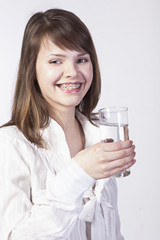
[76,111,99,132]
[76,111,101,146]
[0,125,25,142]
[0,125,20,139]
[0,126,40,174]
[0,125,37,153]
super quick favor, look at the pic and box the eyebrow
[48,52,89,57]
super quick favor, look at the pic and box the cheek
[36,67,53,86]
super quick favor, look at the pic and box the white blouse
[0,112,124,240]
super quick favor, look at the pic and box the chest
[66,129,85,158]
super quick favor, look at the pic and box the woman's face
[36,39,93,113]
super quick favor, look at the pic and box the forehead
[39,38,59,53]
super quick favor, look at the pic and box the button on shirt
[0,112,124,240]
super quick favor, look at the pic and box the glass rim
[98,106,128,113]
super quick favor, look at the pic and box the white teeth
[59,83,81,90]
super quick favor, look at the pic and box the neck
[49,107,77,132]
[50,107,84,157]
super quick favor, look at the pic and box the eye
[49,60,61,64]
[76,58,88,63]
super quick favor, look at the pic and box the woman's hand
[74,140,136,179]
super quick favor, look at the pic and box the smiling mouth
[57,83,81,90]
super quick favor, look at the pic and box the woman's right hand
[74,140,136,179]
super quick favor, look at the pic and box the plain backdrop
[0,0,160,239]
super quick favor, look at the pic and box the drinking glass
[98,106,130,177]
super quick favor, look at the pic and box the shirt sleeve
[0,133,95,240]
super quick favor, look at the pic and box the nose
[63,62,78,78]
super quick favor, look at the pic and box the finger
[100,140,133,152]
[101,145,135,162]
[104,152,136,171]
[104,159,136,178]
[113,159,136,174]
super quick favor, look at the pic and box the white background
[0,0,160,239]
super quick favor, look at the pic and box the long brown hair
[2,9,101,148]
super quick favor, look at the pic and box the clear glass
[98,106,130,177]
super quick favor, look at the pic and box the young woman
[0,9,136,240]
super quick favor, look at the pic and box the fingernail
[122,140,133,148]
